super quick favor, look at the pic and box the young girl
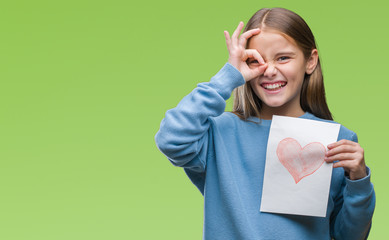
[155,8,375,239]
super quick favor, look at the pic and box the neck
[260,104,305,120]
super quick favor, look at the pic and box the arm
[155,22,267,170]
[327,133,376,239]
[154,62,245,172]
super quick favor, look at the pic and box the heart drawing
[276,138,326,184]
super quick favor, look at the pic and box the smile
[261,82,287,91]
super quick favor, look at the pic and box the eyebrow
[246,51,296,62]
[275,51,296,57]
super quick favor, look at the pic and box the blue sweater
[155,63,375,240]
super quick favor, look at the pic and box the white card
[260,115,340,217]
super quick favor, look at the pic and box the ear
[305,49,318,75]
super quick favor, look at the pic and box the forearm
[155,63,245,168]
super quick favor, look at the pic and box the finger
[248,63,268,81]
[239,28,260,47]
[224,31,231,50]
[333,161,347,169]
[325,152,356,163]
[326,144,356,157]
[327,139,358,149]
[332,159,362,171]
[244,49,265,65]
[335,162,367,180]
[231,21,244,46]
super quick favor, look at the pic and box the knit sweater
[155,63,375,240]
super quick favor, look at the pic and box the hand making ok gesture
[224,21,268,81]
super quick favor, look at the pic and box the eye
[278,56,290,62]
[247,59,259,65]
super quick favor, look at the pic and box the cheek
[281,65,306,82]
[249,80,257,92]
[249,80,256,88]
[249,80,263,97]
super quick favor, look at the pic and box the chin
[261,99,286,108]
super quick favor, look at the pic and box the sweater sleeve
[330,132,376,240]
[155,63,245,173]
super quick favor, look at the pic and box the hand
[224,21,267,82]
[325,139,367,180]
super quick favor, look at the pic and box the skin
[223,21,367,180]
[246,29,316,119]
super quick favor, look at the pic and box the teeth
[263,83,285,90]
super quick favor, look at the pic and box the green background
[0,0,387,239]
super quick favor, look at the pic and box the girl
[155,8,375,240]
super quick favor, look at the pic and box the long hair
[232,8,333,120]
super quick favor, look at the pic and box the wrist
[209,63,245,100]
[345,166,373,195]
[348,165,368,180]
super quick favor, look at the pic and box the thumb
[244,64,267,82]
[251,63,268,78]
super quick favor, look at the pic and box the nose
[263,62,277,78]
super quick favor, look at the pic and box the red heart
[276,138,326,184]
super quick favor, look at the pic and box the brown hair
[232,8,333,120]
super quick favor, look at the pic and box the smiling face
[247,29,317,119]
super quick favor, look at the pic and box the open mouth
[260,82,287,91]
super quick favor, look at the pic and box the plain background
[0,0,387,239]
